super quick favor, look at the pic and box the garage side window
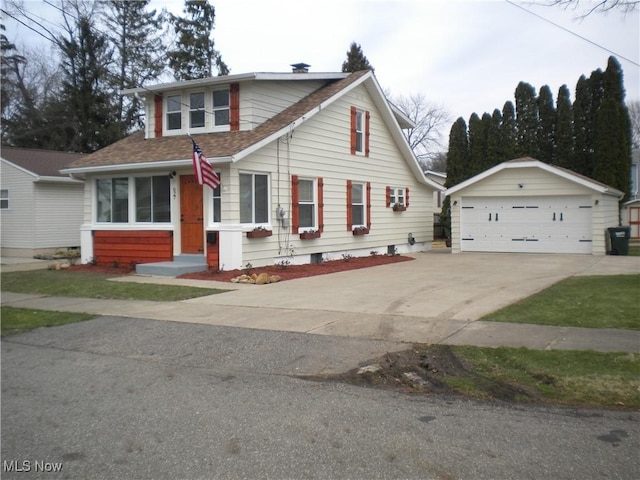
[0,189,8,209]
[135,176,171,223]
[96,178,129,223]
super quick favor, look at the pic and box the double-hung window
[212,89,230,127]
[212,173,222,223]
[189,92,205,129]
[97,178,129,223]
[351,183,365,226]
[166,95,182,130]
[354,111,364,153]
[298,179,316,230]
[350,107,370,156]
[239,173,269,224]
[390,187,405,207]
[135,176,171,223]
[0,189,8,209]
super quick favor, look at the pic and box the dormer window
[213,89,230,126]
[189,92,205,128]
[166,95,182,130]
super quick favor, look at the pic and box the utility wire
[505,0,639,67]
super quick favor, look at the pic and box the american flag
[191,139,220,190]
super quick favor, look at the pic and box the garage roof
[446,158,624,198]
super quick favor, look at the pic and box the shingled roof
[1,147,84,177]
[66,70,370,170]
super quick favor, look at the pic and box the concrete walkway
[2,252,639,353]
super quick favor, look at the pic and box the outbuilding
[446,158,624,255]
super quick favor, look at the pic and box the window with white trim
[351,182,365,226]
[354,110,364,154]
[0,189,8,209]
[390,187,405,207]
[239,173,269,224]
[96,178,129,223]
[135,176,171,223]
[189,92,205,129]
[212,173,222,223]
[166,94,182,130]
[212,89,230,127]
[298,179,316,230]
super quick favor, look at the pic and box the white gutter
[62,156,234,175]
[34,175,84,184]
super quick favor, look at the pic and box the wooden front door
[180,175,204,253]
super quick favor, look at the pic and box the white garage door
[460,196,592,254]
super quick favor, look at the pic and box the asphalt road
[2,317,638,480]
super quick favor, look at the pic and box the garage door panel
[460,196,592,254]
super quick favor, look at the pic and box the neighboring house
[1,147,85,257]
[63,68,443,272]
[445,158,624,255]
[621,149,639,239]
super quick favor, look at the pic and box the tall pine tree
[537,85,556,163]
[441,117,470,236]
[514,81,538,158]
[168,0,228,80]
[554,84,574,168]
[468,113,486,176]
[500,101,518,160]
[486,108,503,168]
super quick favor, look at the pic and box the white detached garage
[446,158,624,255]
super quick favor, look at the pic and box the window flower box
[352,227,369,236]
[299,230,320,240]
[247,228,272,238]
[392,204,407,212]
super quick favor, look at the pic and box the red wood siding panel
[154,95,163,138]
[93,230,172,266]
[230,83,240,131]
[206,233,219,269]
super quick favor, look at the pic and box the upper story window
[350,106,370,156]
[166,95,182,130]
[190,92,205,129]
[213,89,230,127]
[0,189,8,209]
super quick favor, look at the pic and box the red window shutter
[291,175,299,233]
[317,177,324,233]
[366,182,371,230]
[406,187,410,207]
[365,111,371,157]
[154,95,163,138]
[230,83,240,131]
[346,180,353,231]
[385,186,391,207]
[350,106,357,155]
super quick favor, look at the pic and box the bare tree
[629,100,640,149]
[391,92,450,169]
[538,0,638,17]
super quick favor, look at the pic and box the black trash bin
[607,226,631,255]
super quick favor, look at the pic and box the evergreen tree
[537,85,556,163]
[56,14,121,152]
[102,0,166,133]
[441,117,470,237]
[500,101,518,160]
[467,113,486,176]
[168,0,228,80]
[486,108,503,168]
[514,81,538,158]
[594,56,632,199]
[341,42,374,72]
[554,84,574,168]
[573,75,592,175]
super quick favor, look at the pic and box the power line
[505,0,639,67]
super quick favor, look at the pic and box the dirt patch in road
[179,254,414,283]
[313,345,550,404]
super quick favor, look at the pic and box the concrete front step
[136,255,208,277]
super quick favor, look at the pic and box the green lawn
[482,275,640,330]
[2,306,95,336]
[1,269,229,301]
[449,346,640,409]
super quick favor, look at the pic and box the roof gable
[446,158,623,198]
[1,147,84,177]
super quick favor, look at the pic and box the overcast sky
[4,0,639,147]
